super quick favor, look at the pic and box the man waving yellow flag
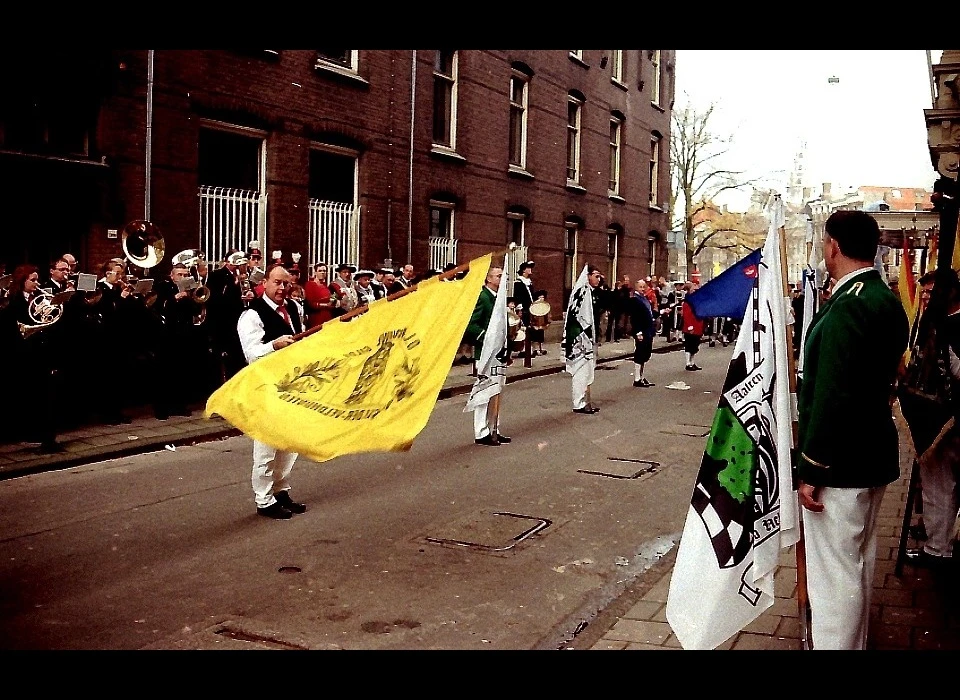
[206,254,491,463]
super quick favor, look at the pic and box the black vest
[250,296,302,343]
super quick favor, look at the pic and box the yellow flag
[205,254,492,463]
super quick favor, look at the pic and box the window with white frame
[509,69,530,168]
[609,113,623,195]
[607,227,621,281]
[610,50,623,84]
[432,50,458,150]
[566,93,583,184]
[648,234,659,278]
[650,50,662,106]
[505,209,529,291]
[316,50,358,72]
[649,133,661,206]
[563,220,581,306]
[507,210,526,247]
[429,198,457,269]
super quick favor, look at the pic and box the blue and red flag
[684,248,762,320]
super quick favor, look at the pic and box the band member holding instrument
[207,250,249,384]
[151,262,201,419]
[513,260,536,329]
[528,290,550,356]
[94,259,141,425]
[0,265,63,451]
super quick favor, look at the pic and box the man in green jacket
[463,265,511,446]
[797,209,909,650]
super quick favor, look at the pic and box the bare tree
[670,101,763,274]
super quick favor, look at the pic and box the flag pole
[291,246,514,342]
[778,216,812,650]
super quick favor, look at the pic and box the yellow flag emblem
[206,254,491,463]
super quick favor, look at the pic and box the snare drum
[507,307,521,339]
[511,327,526,352]
[529,300,551,328]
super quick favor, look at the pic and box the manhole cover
[422,510,551,553]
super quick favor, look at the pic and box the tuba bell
[121,220,165,269]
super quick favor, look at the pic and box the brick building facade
[1,49,674,315]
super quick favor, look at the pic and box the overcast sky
[673,50,942,211]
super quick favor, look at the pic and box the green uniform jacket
[797,268,909,488]
[465,286,495,360]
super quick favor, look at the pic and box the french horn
[19,290,65,338]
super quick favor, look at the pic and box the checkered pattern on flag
[666,212,799,650]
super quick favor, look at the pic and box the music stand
[76,273,98,292]
[51,290,75,306]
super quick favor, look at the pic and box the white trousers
[474,402,496,439]
[571,369,591,409]
[920,439,959,558]
[251,439,298,509]
[804,485,886,650]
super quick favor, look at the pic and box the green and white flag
[564,264,596,397]
[464,269,509,412]
[666,216,799,650]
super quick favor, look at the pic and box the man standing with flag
[237,263,306,520]
[464,264,512,446]
[565,264,602,414]
[798,209,909,649]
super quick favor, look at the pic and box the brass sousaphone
[121,219,165,269]
[121,219,164,306]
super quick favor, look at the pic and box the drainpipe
[145,49,155,221]
[407,50,417,265]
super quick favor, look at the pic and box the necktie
[279,304,291,327]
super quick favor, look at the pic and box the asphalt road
[0,342,732,650]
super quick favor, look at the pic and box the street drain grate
[578,458,660,479]
[278,566,302,574]
[424,511,552,552]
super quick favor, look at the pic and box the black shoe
[475,434,501,446]
[495,433,512,444]
[691,364,703,371]
[38,442,65,454]
[633,378,655,387]
[155,412,169,421]
[573,406,599,414]
[275,490,306,514]
[905,548,951,568]
[257,502,293,520]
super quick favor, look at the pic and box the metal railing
[429,236,458,272]
[309,199,360,270]
[503,244,528,292]
[198,186,267,266]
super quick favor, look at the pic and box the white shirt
[237,297,291,364]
